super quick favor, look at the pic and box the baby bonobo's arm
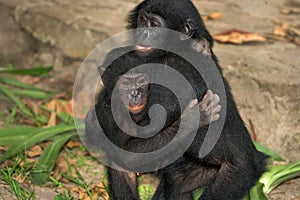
[84,90,221,155]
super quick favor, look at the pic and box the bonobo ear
[98,66,105,75]
[98,66,109,85]
[180,19,196,40]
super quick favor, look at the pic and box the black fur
[86,0,268,199]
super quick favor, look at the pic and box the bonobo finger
[211,93,220,105]
[212,105,221,114]
[211,113,220,122]
[182,99,198,118]
[201,90,213,105]
[205,94,220,112]
[187,99,198,109]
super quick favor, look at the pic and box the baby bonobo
[86,71,221,200]
[117,71,220,126]
[85,70,221,200]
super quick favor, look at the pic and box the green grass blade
[260,164,289,185]
[0,165,34,199]
[0,80,54,99]
[254,142,285,161]
[248,183,268,200]
[0,67,53,75]
[32,132,76,185]
[265,161,300,193]
[57,112,74,124]
[0,127,42,146]
[0,127,39,136]
[0,125,76,163]
[192,188,204,200]
[0,76,41,90]
[0,86,33,117]
[12,88,54,99]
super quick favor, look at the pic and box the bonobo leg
[199,160,256,200]
[152,158,218,200]
[108,168,139,200]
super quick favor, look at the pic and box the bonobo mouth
[128,104,145,114]
[135,45,153,52]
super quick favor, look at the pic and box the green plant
[0,67,79,186]
[0,164,34,199]
[139,184,154,200]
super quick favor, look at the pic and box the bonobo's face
[134,9,197,56]
[134,9,168,56]
[117,73,150,114]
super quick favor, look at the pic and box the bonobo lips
[128,104,145,114]
[135,45,153,52]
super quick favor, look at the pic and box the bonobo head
[127,0,214,56]
[134,9,167,56]
[117,72,150,114]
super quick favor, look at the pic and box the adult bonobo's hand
[181,90,221,127]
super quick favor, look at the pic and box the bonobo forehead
[142,0,201,23]
[122,72,147,79]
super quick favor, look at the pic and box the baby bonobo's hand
[181,90,221,127]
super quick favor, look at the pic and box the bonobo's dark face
[134,9,168,56]
[134,9,196,56]
[117,73,150,114]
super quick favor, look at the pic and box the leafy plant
[0,67,79,186]
[139,184,155,200]
[193,143,300,200]
[0,164,34,199]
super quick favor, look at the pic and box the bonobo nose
[143,29,150,37]
[130,90,139,97]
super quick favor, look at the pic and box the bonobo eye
[139,15,147,24]
[121,80,130,87]
[137,78,146,85]
[183,25,189,34]
[151,20,159,27]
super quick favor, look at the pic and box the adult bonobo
[124,0,268,199]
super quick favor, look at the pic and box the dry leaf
[26,145,43,158]
[62,99,73,116]
[21,119,38,126]
[66,140,82,148]
[16,76,40,85]
[76,183,109,200]
[274,23,289,37]
[0,146,9,151]
[203,11,224,20]
[268,23,300,46]
[213,29,266,44]
[23,98,40,115]
[15,174,26,184]
[92,183,109,199]
[46,99,59,111]
[45,99,73,126]
[53,156,76,182]
[281,8,300,15]
[48,111,57,126]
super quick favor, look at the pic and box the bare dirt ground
[0,0,299,199]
